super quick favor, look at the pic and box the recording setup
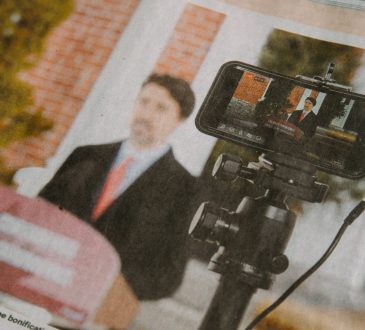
[189,62,365,330]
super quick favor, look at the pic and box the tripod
[189,152,328,330]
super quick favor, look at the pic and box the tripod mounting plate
[213,152,328,203]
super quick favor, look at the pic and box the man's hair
[142,73,195,118]
[305,97,317,107]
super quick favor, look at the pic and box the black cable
[244,199,365,330]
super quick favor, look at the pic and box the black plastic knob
[212,154,242,181]
[270,254,289,274]
[189,202,220,241]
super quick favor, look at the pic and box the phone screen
[196,62,365,178]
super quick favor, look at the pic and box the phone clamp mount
[296,62,352,92]
[189,152,328,330]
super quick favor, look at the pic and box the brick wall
[234,72,271,104]
[288,87,305,112]
[154,4,226,82]
[288,87,319,112]
[1,0,141,170]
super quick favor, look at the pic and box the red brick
[154,4,225,83]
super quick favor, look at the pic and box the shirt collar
[116,140,170,163]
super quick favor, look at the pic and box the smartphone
[196,61,365,179]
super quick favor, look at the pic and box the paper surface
[0,305,57,330]
[0,186,121,326]
[2,1,365,330]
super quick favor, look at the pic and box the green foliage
[204,29,364,206]
[259,29,363,85]
[253,79,293,123]
[0,0,74,74]
[0,76,53,147]
[0,0,74,183]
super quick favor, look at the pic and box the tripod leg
[198,274,256,330]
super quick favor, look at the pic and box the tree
[0,0,74,183]
[259,29,362,85]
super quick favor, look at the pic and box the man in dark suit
[287,96,318,137]
[39,73,197,300]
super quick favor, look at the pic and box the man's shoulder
[73,141,122,154]
[55,142,122,173]
[303,111,317,123]
[288,110,302,119]
[162,151,193,176]
[69,141,122,160]
[163,153,198,192]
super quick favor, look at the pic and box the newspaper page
[1,0,365,329]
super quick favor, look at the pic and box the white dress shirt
[111,140,170,197]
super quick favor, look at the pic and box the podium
[0,186,138,329]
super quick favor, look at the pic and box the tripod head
[191,152,328,285]
[212,152,328,202]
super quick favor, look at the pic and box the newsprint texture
[1,0,365,329]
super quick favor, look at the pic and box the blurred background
[2,0,365,329]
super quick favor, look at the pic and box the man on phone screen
[287,96,318,137]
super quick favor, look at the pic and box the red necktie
[299,112,305,121]
[91,157,134,220]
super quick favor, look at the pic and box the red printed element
[0,186,120,325]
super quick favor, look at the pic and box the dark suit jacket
[39,142,197,300]
[288,110,317,137]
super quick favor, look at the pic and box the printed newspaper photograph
[1,0,365,329]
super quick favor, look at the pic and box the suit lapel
[94,149,177,239]
[288,111,302,125]
[111,149,174,202]
[96,149,175,220]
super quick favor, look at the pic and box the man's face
[304,99,314,112]
[129,82,183,150]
